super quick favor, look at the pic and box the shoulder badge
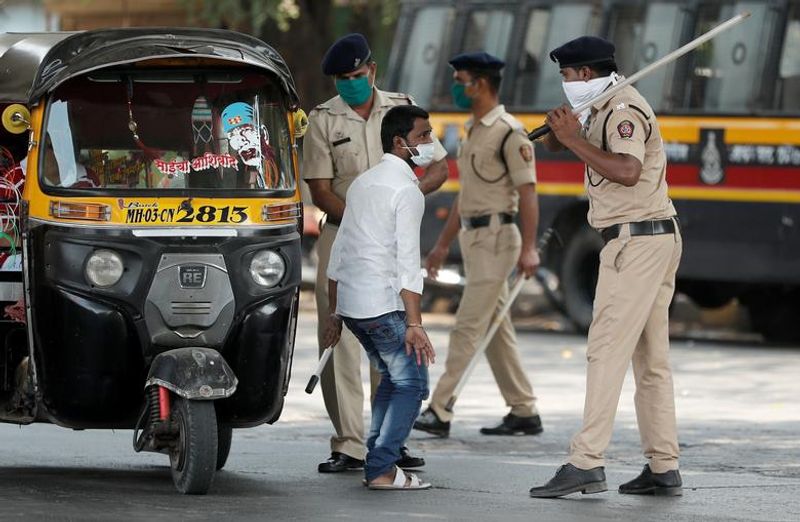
[519,143,533,162]
[617,120,635,139]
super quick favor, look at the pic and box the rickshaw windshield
[40,70,295,193]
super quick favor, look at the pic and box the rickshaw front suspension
[158,386,170,420]
[134,386,178,452]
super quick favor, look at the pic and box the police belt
[461,212,515,230]
[601,218,678,244]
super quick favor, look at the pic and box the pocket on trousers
[463,230,515,284]
[495,225,522,253]
[600,238,626,272]
[365,313,404,353]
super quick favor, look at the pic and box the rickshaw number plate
[179,265,207,289]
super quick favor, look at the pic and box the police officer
[413,52,543,438]
[529,37,683,498]
[302,33,449,473]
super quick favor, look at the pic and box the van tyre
[216,424,233,471]
[561,224,604,331]
[169,397,218,494]
[743,287,800,344]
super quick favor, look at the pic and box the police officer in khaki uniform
[413,52,543,438]
[529,37,683,499]
[302,33,449,473]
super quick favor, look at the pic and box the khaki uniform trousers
[430,223,537,422]
[569,225,682,474]
[315,223,380,460]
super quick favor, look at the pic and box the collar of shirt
[328,87,393,121]
[465,104,506,132]
[591,76,628,114]
[381,152,418,184]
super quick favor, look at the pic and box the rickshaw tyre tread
[170,398,218,495]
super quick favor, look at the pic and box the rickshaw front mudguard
[146,348,237,400]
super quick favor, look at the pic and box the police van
[385,0,800,342]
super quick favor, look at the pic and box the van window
[513,8,550,107]
[607,2,685,110]
[395,6,455,108]
[463,9,515,61]
[778,4,800,111]
[687,2,770,112]
[532,4,599,109]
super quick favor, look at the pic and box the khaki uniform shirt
[457,105,537,217]
[302,88,447,201]
[583,84,676,229]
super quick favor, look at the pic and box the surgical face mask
[403,140,436,167]
[562,73,619,124]
[450,82,473,109]
[335,75,373,106]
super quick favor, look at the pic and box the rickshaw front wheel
[169,397,218,494]
[216,424,233,471]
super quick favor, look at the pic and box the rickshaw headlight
[249,250,285,288]
[85,249,124,288]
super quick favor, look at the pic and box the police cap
[321,33,372,76]
[549,36,616,69]
[449,51,505,72]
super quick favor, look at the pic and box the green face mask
[335,75,373,106]
[450,82,473,109]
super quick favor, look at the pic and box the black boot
[480,414,543,435]
[529,464,607,498]
[397,446,425,469]
[619,464,683,496]
[413,407,450,438]
[317,452,364,473]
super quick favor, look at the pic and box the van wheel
[169,397,217,494]
[744,288,800,343]
[560,224,604,331]
[681,281,736,309]
[216,424,233,471]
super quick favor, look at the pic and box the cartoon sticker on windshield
[221,102,284,189]
[222,102,268,188]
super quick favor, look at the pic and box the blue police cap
[549,36,616,69]
[449,51,505,72]
[321,33,372,76]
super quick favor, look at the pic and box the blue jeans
[343,311,430,481]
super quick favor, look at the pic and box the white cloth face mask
[404,141,436,167]
[562,72,619,124]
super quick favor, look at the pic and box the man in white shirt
[323,105,436,490]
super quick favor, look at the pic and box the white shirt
[327,153,425,319]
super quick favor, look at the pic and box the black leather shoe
[397,446,425,469]
[317,452,364,473]
[619,464,683,496]
[413,408,450,438]
[480,414,543,435]
[529,464,607,498]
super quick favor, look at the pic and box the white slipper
[368,467,431,490]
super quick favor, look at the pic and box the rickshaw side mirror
[2,104,31,135]
[293,109,308,138]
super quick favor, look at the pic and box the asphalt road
[1,305,798,521]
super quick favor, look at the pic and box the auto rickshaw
[0,28,307,494]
